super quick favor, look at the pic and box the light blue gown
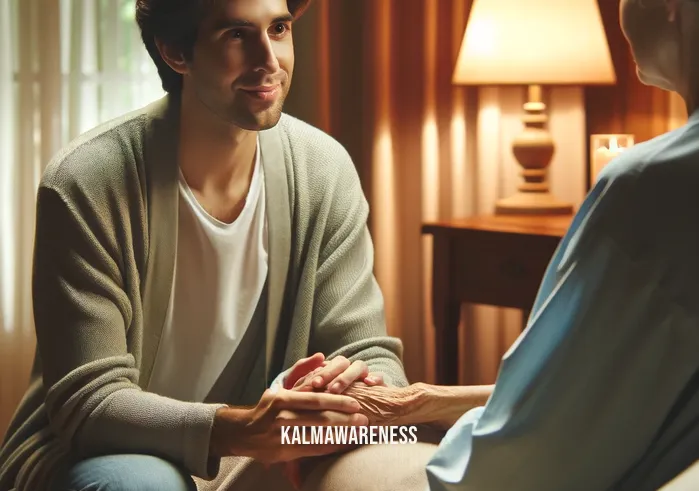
[426,109,699,491]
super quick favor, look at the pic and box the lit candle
[592,136,627,183]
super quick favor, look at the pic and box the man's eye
[271,23,290,36]
[229,29,244,39]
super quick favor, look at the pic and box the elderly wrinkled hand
[340,382,426,426]
[344,382,494,431]
[288,366,491,430]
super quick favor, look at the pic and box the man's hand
[278,353,387,489]
[281,353,326,389]
[209,387,367,464]
[286,353,386,394]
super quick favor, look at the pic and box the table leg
[432,235,460,386]
[434,301,461,385]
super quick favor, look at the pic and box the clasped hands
[209,353,488,489]
[283,352,386,394]
[270,353,378,487]
[209,353,394,488]
[209,353,405,481]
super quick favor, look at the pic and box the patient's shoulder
[587,123,699,258]
[598,122,699,194]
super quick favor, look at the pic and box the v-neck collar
[139,95,291,388]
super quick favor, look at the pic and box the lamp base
[498,84,573,216]
[495,191,573,215]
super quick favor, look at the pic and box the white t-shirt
[148,141,268,402]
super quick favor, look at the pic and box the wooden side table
[422,214,572,385]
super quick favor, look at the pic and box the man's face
[619,0,681,91]
[185,0,295,130]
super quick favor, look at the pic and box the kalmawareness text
[281,425,418,445]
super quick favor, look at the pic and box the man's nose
[250,35,281,74]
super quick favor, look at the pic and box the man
[0,0,430,489]
[421,0,699,489]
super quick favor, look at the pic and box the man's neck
[178,90,258,196]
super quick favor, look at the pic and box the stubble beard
[191,81,289,132]
[225,84,289,131]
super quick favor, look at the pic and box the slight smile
[240,85,281,102]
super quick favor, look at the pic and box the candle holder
[589,134,634,189]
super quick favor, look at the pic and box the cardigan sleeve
[308,153,408,388]
[32,184,225,479]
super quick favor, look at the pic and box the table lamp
[453,0,616,215]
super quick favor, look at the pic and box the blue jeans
[50,454,197,491]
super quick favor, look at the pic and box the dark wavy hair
[135,0,311,94]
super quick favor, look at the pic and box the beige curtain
[0,0,19,440]
[287,0,589,385]
[0,0,164,438]
[0,0,61,439]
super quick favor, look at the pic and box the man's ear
[155,39,189,75]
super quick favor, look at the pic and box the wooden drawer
[451,229,561,310]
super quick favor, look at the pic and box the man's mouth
[240,85,281,102]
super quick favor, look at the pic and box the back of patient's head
[620,0,699,97]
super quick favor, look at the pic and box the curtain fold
[0,0,59,441]
[0,0,20,438]
[0,0,163,438]
[0,1,17,331]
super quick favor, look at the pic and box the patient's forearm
[413,384,493,429]
[343,383,494,429]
